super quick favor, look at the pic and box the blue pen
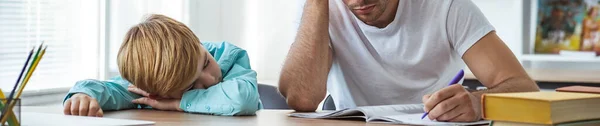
[421,69,465,120]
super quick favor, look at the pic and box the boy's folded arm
[63,76,142,111]
[179,66,261,116]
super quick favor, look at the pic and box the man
[278,0,540,122]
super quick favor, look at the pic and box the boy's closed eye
[203,53,210,68]
[191,51,222,89]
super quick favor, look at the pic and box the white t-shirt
[297,0,495,109]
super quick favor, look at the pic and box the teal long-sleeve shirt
[63,41,263,116]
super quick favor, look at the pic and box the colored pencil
[0,89,19,126]
[0,48,34,122]
[1,43,47,124]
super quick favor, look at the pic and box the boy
[62,14,262,116]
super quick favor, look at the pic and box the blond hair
[117,14,201,96]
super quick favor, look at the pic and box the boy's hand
[128,85,182,111]
[64,93,104,117]
[131,97,182,111]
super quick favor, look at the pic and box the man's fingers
[429,85,480,122]
[431,101,462,121]
[63,99,72,115]
[423,85,461,112]
[449,113,474,122]
[427,95,461,120]
[422,94,431,101]
[70,98,80,115]
[88,99,100,117]
[422,94,432,112]
[449,103,479,122]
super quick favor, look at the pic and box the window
[0,0,100,91]
[1,0,299,94]
[0,0,187,94]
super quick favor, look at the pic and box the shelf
[520,54,600,63]
[465,69,600,84]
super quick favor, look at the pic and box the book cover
[492,119,600,126]
[556,86,600,94]
[482,92,600,125]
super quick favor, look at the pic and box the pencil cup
[1,98,21,126]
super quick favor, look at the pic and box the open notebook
[21,112,155,126]
[289,104,490,125]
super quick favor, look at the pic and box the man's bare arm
[278,0,332,112]
[463,31,540,98]
[422,32,539,121]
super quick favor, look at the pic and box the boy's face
[192,48,223,89]
[164,47,222,99]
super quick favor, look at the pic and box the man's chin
[355,15,376,24]
[361,19,378,26]
[355,17,366,22]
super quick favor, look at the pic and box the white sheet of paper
[21,112,155,126]
[379,113,491,125]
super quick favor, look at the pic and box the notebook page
[289,108,366,119]
[356,104,425,117]
[370,113,490,125]
[21,112,155,126]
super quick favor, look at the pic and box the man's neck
[368,0,399,28]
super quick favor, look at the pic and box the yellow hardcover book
[482,92,600,125]
[492,119,600,126]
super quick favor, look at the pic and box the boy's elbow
[230,101,260,116]
[209,94,259,116]
[231,83,261,115]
